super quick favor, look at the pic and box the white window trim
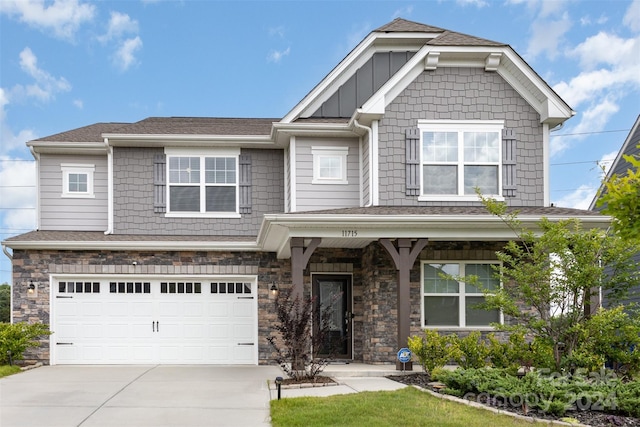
[311,146,349,185]
[164,148,241,218]
[420,260,503,330]
[417,120,504,202]
[61,164,95,198]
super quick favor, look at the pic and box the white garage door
[52,277,257,365]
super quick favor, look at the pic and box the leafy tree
[0,284,10,323]
[477,193,640,371]
[597,149,640,240]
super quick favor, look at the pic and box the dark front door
[313,275,352,359]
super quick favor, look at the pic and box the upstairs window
[422,261,502,328]
[61,164,94,198]
[418,121,503,201]
[312,147,349,184]
[165,148,239,216]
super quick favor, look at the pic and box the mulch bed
[387,373,640,427]
[280,375,337,387]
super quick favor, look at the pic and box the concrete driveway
[0,365,282,427]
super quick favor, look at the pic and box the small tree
[267,288,338,380]
[0,283,10,323]
[478,193,640,371]
[597,149,640,241]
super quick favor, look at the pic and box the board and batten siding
[39,154,108,231]
[293,137,360,212]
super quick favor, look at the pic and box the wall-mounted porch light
[270,282,278,296]
[27,281,37,297]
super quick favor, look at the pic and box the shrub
[0,322,50,365]
[453,331,490,369]
[407,330,457,374]
[0,284,9,323]
[266,288,337,380]
[575,306,640,378]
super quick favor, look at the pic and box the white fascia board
[27,141,108,154]
[5,240,261,252]
[103,134,274,146]
[282,33,379,123]
[496,48,574,125]
[282,33,434,123]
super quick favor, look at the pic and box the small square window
[61,164,95,198]
[311,147,349,184]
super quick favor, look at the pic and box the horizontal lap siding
[39,154,108,231]
[294,137,360,212]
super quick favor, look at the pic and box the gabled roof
[282,18,573,126]
[589,114,640,210]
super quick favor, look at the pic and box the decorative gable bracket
[424,51,440,71]
[485,53,502,72]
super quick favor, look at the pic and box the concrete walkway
[0,364,410,426]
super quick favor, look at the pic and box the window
[61,164,94,198]
[312,147,348,184]
[422,262,501,328]
[418,121,502,201]
[165,148,239,216]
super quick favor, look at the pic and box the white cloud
[550,97,620,157]
[0,0,95,40]
[113,36,143,71]
[267,47,290,63]
[0,89,37,155]
[456,0,488,7]
[526,11,572,60]
[98,11,139,43]
[0,158,37,232]
[18,47,72,103]
[624,0,640,32]
[268,26,285,38]
[569,32,639,69]
[598,149,620,176]
[392,5,414,18]
[553,184,596,209]
[73,99,83,109]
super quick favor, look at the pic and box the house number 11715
[341,230,358,237]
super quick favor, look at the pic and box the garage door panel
[53,278,257,365]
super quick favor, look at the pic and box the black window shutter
[154,154,166,213]
[239,154,252,214]
[405,128,420,196]
[502,128,517,197]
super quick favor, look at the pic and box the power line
[552,129,631,137]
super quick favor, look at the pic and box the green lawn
[271,387,540,427]
[0,365,21,378]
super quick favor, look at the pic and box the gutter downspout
[105,138,113,235]
[353,119,373,207]
[29,146,40,230]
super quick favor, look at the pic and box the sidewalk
[267,363,416,399]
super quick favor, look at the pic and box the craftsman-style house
[3,18,609,367]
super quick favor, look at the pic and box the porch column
[290,237,321,300]
[380,238,429,370]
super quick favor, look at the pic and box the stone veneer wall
[12,241,514,365]
[11,248,290,365]
[360,240,510,364]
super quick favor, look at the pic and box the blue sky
[1,0,639,285]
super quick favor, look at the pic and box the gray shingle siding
[112,147,284,235]
[378,67,543,206]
